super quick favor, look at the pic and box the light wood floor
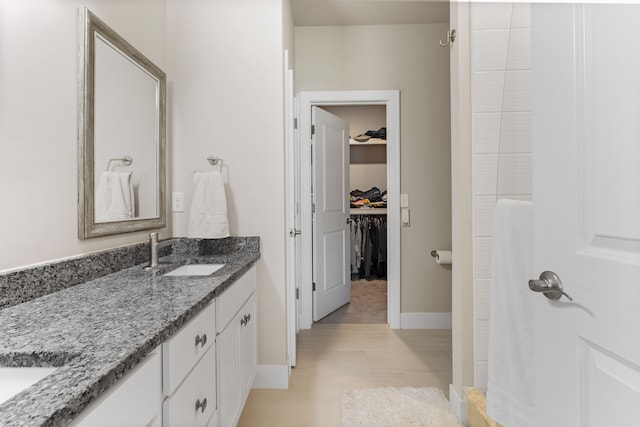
[238,324,453,427]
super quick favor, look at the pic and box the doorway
[297,90,401,331]
[315,104,388,324]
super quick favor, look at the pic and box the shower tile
[474,195,497,237]
[506,28,531,70]
[497,153,532,196]
[473,237,493,280]
[503,70,531,112]
[499,112,531,153]
[472,3,514,30]
[473,113,501,154]
[474,279,491,319]
[511,3,531,29]
[472,71,505,113]
[473,154,498,195]
[475,319,490,362]
[473,29,510,71]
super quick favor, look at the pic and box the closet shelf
[349,138,386,146]
[350,208,387,215]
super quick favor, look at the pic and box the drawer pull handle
[195,397,208,413]
[195,334,207,347]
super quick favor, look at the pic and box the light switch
[172,192,184,212]
[401,208,410,226]
[400,193,409,208]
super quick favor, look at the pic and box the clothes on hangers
[349,214,387,280]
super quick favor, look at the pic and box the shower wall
[470,2,532,391]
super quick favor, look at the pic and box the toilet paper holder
[430,250,437,258]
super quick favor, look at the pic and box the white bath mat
[341,386,464,427]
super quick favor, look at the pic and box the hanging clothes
[349,214,387,280]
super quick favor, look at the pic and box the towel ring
[207,156,223,169]
[106,155,132,171]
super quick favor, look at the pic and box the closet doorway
[297,90,401,331]
[316,104,388,324]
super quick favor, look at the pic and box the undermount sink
[0,367,58,405]
[164,264,225,277]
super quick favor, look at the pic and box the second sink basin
[0,367,58,405]
[164,264,225,276]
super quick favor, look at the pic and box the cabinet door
[239,293,257,402]
[217,310,241,427]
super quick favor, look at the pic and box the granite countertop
[0,250,259,426]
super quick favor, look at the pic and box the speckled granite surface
[0,237,259,426]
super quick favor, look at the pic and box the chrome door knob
[529,271,573,301]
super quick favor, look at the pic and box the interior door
[532,4,640,426]
[312,106,350,321]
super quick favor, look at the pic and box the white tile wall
[471,2,531,391]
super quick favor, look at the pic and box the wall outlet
[400,193,409,208]
[172,192,184,212]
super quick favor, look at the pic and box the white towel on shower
[486,199,534,427]
[95,171,134,222]
[188,170,230,239]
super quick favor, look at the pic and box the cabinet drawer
[163,345,216,427]
[163,302,215,396]
[216,267,256,333]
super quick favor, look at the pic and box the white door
[284,51,298,367]
[312,106,350,321]
[532,4,640,426]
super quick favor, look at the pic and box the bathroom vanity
[0,237,259,426]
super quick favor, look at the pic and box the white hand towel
[486,199,534,427]
[188,171,230,239]
[95,171,134,222]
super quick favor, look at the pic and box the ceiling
[291,0,450,26]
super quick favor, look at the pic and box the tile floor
[238,324,453,427]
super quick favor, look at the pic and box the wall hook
[439,29,456,47]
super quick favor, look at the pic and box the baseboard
[400,312,452,329]
[449,384,467,424]
[252,365,289,389]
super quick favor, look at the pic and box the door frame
[297,90,401,329]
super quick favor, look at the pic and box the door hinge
[312,282,316,292]
[294,118,298,129]
[312,203,316,214]
[311,124,315,136]
[295,288,300,299]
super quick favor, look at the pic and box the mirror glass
[79,8,166,238]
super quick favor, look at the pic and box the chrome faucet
[149,232,179,268]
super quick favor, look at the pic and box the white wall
[470,2,532,391]
[295,23,452,316]
[0,0,168,272]
[167,0,288,368]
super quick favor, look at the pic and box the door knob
[529,271,573,301]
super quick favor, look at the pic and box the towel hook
[207,156,223,169]
[439,29,456,47]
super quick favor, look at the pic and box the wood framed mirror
[78,7,166,239]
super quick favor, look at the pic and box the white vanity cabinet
[70,349,162,427]
[162,301,217,427]
[216,266,257,427]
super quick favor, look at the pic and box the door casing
[297,90,401,329]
